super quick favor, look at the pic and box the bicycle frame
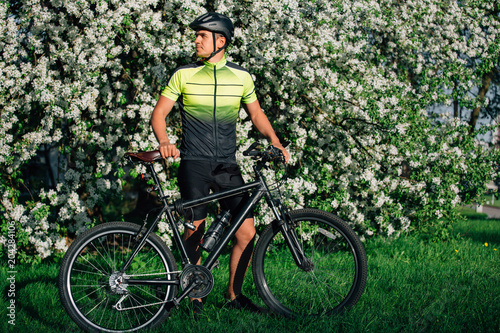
[119,157,308,308]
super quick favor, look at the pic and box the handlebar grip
[246,150,261,157]
[243,142,260,156]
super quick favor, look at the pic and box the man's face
[194,30,224,58]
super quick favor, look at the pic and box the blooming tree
[1,0,499,262]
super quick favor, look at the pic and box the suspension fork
[263,189,310,271]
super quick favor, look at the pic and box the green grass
[480,193,500,208]
[459,205,489,219]
[1,217,499,333]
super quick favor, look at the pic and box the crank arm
[168,278,200,308]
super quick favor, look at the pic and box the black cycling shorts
[178,160,252,221]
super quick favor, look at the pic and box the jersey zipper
[213,64,218,160]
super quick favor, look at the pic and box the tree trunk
[469,71,493,134]
[453,81,459,119]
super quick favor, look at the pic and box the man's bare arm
[244,100,290,162]
[151,96,180,159]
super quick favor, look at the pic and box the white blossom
[2,0,498,260]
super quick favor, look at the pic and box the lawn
[478,193,500,208]
[1,217,499,333]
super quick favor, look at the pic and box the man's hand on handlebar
[243,141,290,164]
[158,141,180,159]
[271,141,290,163]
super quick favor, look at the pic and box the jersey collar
[204,56,227,69]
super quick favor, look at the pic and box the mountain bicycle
[58,143,367,332]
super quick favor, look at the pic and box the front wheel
[253,208,367,317]
[58,222,178,332]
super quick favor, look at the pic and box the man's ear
[217,36,227,48]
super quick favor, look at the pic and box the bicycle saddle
[125,150,163,163]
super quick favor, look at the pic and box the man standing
[151,12,289,316]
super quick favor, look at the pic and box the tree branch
[469,71,494,134]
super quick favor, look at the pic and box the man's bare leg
[184,217,257,302]
[227,217,256,300]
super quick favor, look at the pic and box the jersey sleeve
[241,72,257,104]
[161,70,182,101]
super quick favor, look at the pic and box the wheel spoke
[59,222,178,332]
[253,209,367,317]
[72,268,108,277]
[89,238,115,273]
[76,251,110,277]
[130,248,160,275]
[308,271,336,314]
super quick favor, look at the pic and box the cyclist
[151,12,290,317]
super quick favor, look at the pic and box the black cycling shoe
[226,294,268,314]
[190,300,204,320]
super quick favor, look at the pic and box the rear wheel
[253,208,367,317]
[58,222,178,332]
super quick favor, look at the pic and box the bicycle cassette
[109,272,129,295]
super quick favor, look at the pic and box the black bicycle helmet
[190,12,234,44]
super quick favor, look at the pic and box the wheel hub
[301,258,314,272]
[109,272,129,295]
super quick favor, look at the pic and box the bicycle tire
[253,208,367,317]
[58,222,178,332]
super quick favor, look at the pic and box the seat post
[147,163,167,202]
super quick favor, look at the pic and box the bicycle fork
[267,197,313,272]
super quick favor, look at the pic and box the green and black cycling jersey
[161,56,257,163]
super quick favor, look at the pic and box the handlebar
[243,141,288,158]
[126,142,288,189]
[242,142,289,175]
[126,142,287,166]
[243,143,282,159]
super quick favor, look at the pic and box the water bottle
[200,210,231,252]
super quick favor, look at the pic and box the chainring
[179,265,214,299]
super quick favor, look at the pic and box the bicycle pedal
[184,221,196,231]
